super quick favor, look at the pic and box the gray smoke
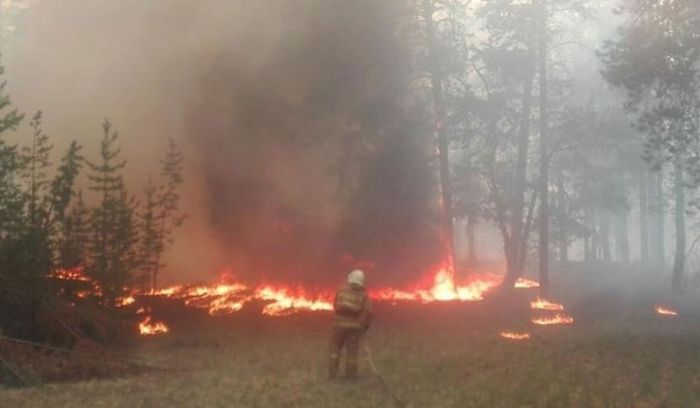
[4,0,444,286]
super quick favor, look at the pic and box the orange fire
[49,267,91,282]
[532,314,574,325]
[530,298,565,311]
[116,296,136,307]
[138,316,170,335]
[375,268,500,302]
[500,331,531,340]
[50,263,546,335]
[150,264,539,317]
[255,286,333,316]
[515,277,540,289]
[50,267,104,299]
[655,306,678,317]
[530,296,574,326]
[371,267,517,303]
[152,280,334,317]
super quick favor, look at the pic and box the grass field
[3,265,700,407]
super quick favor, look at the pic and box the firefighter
[328,269,373,379]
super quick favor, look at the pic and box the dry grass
[3,271,700,407]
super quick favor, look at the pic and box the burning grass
[139,266,539,322]
[530,297,564,311]
[49,264,544,338]
[531,314,574,325]
[138,317,169,336]
[2,294,700,407]
[499,331,531,341]
[654,305,678,317]
[9,265,698,406]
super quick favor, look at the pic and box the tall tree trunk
[647,170,658,266]
[600,212,611,262]
[584,208,593,261]
[503,29,536,288]
[537,0,550,295]
[423,0,455,273]
[467,215,477,265]
[639,172,649,263]
[656,170,666,270]
[557,177,568,263]
[591,209,600,261]
[672,159,685,292]
[615,212,630,263]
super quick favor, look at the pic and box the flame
[116,296,136,307]
[255,286,333,316]
[49,267,91,282]
[655,306,678,316]
[529,296,574,326]
[153,286,182,296]
[149,264,538,316]
[50,267,104,298]
[50,262,547,335]
[500,331,530,340]
[151,280,334,317]
[371,267,506,303]
[532,314,574,325]
[515,277,540,289]
[530,298,565,311]
[138,316,169,335]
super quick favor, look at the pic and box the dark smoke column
[185,0,444,286]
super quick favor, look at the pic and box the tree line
[0,60,184,335]
[413,0,699,293]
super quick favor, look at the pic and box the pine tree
[49,140,83,227]
[0,58,28,309]
[59,191,89,270]
[137,138,184,292]
[21,111,52,229]
[138,180,161,291]
[599,0,700,291]
[0,61,25,244]
[15,111,55,316]
[86,119,136,305]
[109,181,139,296]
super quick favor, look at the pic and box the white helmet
[348,269,365,287]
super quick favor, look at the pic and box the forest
[0,0,699,406]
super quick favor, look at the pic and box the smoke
[3,0,444,286]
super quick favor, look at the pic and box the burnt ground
[3,262,700,407]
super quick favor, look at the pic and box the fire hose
[0,352,28,385]
[363,340,407,408]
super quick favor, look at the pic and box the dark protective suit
[328,283,373,379]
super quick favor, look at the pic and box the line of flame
[500,331,530,340]
[530,297,565,311]
[532,314,574,325]
[655,306,678,316]
[138,316,169,335]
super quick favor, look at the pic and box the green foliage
[49,141,83,225]
[21,111,53,227]
[137,138,185,292]
[0,65,25,241]
[84,120,135,305]
[0,53,184,328]
[600,0,700,173]
[58,191,89,270]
